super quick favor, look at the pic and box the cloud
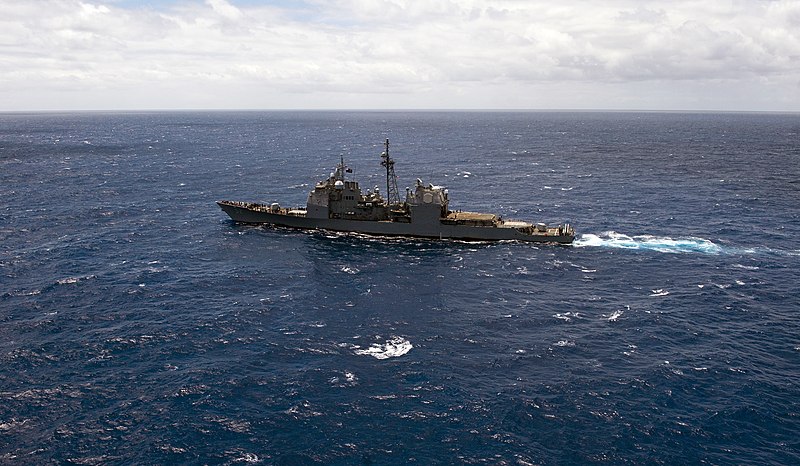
[206,0,243,20]
[0,0,798,110]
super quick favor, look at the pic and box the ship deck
[445,211,497,222]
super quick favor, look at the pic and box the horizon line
[2,108,799,115]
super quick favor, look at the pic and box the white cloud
[206,0,243,20]
[0,0,798,110]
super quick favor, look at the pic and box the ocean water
[1,111,799,465]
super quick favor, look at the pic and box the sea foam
[353,336,413,359]
[574,231,722,254]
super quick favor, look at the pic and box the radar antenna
[380,138,401,205]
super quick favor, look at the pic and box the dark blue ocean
[1,111,799,465]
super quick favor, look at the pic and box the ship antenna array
[380,138,401,205]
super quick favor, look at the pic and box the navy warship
[218,139,575,243]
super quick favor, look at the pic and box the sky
[1,0,799,111]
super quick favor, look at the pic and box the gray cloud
[0,0,798,110]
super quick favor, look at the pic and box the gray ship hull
[217,201,574,244]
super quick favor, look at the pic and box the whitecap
[232,452,260,463]
[608,310,624,321]
[553,340,575,347]
[733,263,759,270]
[11,289,42,296]
[56,274,96,285]
[329,370,358,386]
[553,311,582,322]
[353,336,412,359]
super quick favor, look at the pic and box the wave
[353,336,412,360]
[574,231,722,254]
[56,274,97,285]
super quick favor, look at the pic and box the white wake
[574,231,722,254]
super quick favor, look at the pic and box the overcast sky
[2,0,799,111]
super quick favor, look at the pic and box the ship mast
[380,138,401,206]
